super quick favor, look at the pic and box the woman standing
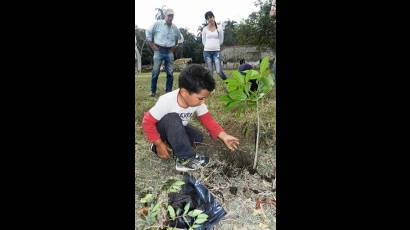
[202,11,227,81]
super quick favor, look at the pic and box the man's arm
[145,22,159,51]
[170,26,184,52]
[176,27,184,45]
[147,41,159,51]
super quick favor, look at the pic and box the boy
[142,64,239,172]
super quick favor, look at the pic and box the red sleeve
[142,112,161,142]
[198,112,224,140]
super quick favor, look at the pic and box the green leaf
[189,209,203,217]
[194,218,207,224]
[260,56,270,74]
[197,213,209,220]
[176,207,182,216]
[152,202,160,212]
[228,89,247,100]
[184,202,191,215]
[168,180,185,192]
[167,205,176,220]
[225,79,240,92]
[140,194,153,203]
[245,70,260,81]
[191,224,201,229]
[259,74,274,93]
[231,70,243,81]
[172,180,185,187]
[219,95,232,104]
[225,100,241,112]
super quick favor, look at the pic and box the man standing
[146,9,184,97]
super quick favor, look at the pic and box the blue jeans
[203,51,227,80]
[151,47,174,94]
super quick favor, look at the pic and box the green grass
[135,70,276,230]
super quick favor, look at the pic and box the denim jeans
[156,113,203,160]
[151,47,174,94]
[203,51,227,80]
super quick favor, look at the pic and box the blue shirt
[145,20,184,48]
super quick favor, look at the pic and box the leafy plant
[139,193,161,226]
[219,56,274,169]
[167,180,185,193]
[138,180,208,230]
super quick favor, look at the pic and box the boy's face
[181,89,210,107]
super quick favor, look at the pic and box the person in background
[202,11,227,81]
[146,8,184,97]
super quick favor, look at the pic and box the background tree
[135,25,153,65]
[176,28,203,63]
[235,0,276,51]
[154,5,167,20]
[221,20,238,47]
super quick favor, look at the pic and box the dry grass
[136,70,276,230]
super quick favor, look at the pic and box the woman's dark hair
[179,64,215,93]
[204,11,217,30]
[204,11,214,20]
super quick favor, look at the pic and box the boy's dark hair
[179,64,215,93]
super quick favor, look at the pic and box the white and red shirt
[142,89,224,143]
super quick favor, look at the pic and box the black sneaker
[175,158,202,172]
[175,157,204,172]
[148,92,156,97]
[193,154,209,166]
[150,144,158,158]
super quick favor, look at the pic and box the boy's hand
[153,139,170,160]
[218,131,239,152]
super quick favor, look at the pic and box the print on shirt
[179,112,194,125]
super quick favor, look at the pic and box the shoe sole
[175,166,196,172]
[175,161,203,172]
[175,165,201,172]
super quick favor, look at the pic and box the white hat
[165,9,174,16]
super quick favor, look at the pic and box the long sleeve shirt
[202,26,224,51]
[142,89,224,143]
[145,20,184,48]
